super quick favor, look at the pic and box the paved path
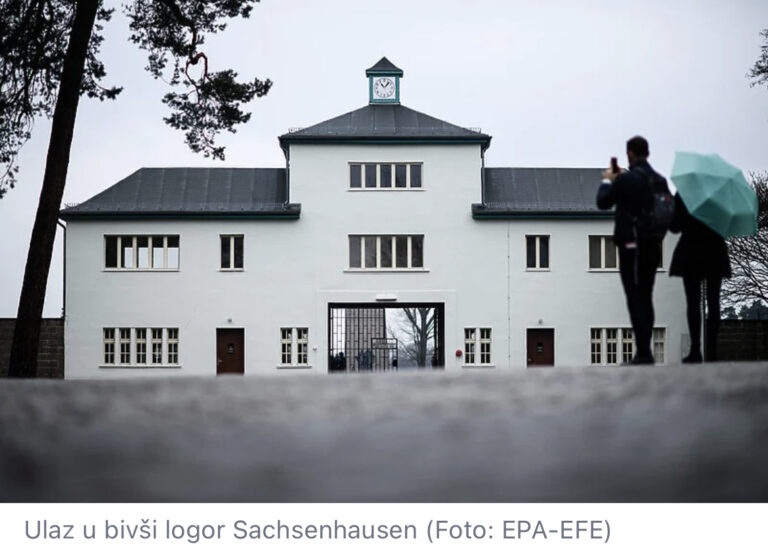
[1,363,767,502]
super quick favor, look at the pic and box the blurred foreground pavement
[0,363,766,502]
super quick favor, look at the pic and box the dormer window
[349,163,422,190]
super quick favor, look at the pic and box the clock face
[373,77,396,99]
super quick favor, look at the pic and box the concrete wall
[0,318,64,378]
[63,142,688,378]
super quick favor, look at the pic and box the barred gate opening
[328,303,445,373]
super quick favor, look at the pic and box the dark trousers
[683,276,722,360]
[618,241,660,360]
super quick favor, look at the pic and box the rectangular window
[281,328,293,365]
[349,163,423,190]
[653,328,666,363]
[152,328,163,364]
[380,164,392,188]
[167,328,179,365]
[350,164,362,188]
[119,328,131,364]
[280,327,309,366]
[606,328,618,364]
[135,328,147,364]
[102,327,178,366]
[152,236,164,267]
[349,236,362,268]
[105,235,180,270]
[364,236,377,268]
[464,328,476,365]
[410,164,422,188]
[105,237,118,268]
[464,327,492,365]
[380,236,393,268]
[479,328,492,364]
[296,328,308,365]
[121,237,135,268]
[103,328,115,364]
[591,328,602,365]
[364,164,377,188]
[526,235,550,270]
[220,235,244,270]
[621,328,634,363]
[395,164,407,188]
[395,235,408,268]
[348,235,425,270]
[590,328,640,365]
[167,236,179,269]
[589,236,619,270]
[137,237,150,269]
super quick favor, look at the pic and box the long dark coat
[669,194,731,279]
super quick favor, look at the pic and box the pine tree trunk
[8,0,99,377]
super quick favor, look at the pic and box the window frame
[588,235,619,271]
[588,235,664,271]
[119,328,131,364]
[104,235,180,271]
[279,327,311,367]
[219,234,244,271]
[348,162,424,190]
[103,328,115,365]
[526,234,550,271]
[463,327,494,367]
[590,327,665,365]
[101,327,180,367]
[652,327,666,363]
[347,234,426,271]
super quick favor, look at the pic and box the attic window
[349,163,423,190]
[105,235,180,270]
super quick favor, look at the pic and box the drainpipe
[506,222,511,368]
[284,147,290,208]
[57,220,66,318]
[480,148,486,205]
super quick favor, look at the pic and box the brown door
[527,328,554,366]
[216,328,244,374]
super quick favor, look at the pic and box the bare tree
[721,172,768,308]
[749,28,768,88]
[387,308,435,368]
[1,0,271,377]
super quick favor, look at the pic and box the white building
[60,58,686,378]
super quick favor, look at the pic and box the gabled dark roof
[279,104,491,152]
[60,168,300,220]
[365,57,403,76]
[473,167,613,218]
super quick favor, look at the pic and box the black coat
[669,193,731,279]
[596,159,657,245]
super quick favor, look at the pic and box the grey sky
[1,0,767,316]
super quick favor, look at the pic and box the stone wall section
[0,318,64,378]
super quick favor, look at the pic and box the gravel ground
[0,363,767,502]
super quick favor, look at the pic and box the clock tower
[367,57,403,105]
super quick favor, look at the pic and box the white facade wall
[64,142,687,378]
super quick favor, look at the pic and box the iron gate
[328,303,445,373]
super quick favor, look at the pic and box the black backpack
[634,167,674,240]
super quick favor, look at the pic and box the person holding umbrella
[669,152,759,363]
[669,194,731,362]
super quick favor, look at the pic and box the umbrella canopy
[670,151,758,238]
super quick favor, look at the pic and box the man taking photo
[597,135,667,365]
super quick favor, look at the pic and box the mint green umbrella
[670,151,758,238]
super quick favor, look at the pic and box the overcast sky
[1,0,767,317]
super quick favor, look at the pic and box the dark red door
[527,329,554,366]
[216,329,244,374]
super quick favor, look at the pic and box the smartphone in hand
[610,157,619,174]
